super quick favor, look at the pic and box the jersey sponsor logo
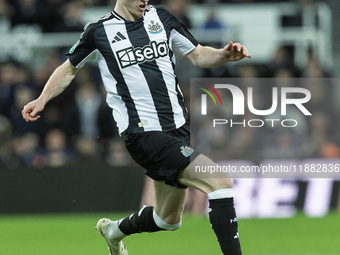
[116,41,168,68]
[148,20,163,34]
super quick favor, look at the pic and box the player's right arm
[22,59,79,122]
[22,18,98,122]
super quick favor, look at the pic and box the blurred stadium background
[0,0,340,254]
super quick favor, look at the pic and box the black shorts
[124,123,199,189]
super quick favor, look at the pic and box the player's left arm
[186,41,251,68]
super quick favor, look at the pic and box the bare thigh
[153,180,188,224]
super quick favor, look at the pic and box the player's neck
[114,4,143,21]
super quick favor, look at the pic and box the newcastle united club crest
[180,146,194,157]
[148,20,163,34]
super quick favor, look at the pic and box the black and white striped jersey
[68,5,198,135]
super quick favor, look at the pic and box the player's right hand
[21,99,44,122]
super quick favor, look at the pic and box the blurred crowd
[0,0,310,33]
[1,0,338,170]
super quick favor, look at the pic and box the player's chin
[135,8,145,17]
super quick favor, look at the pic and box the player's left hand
[223,41,251,62]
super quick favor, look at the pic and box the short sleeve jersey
[68,5,199,135]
